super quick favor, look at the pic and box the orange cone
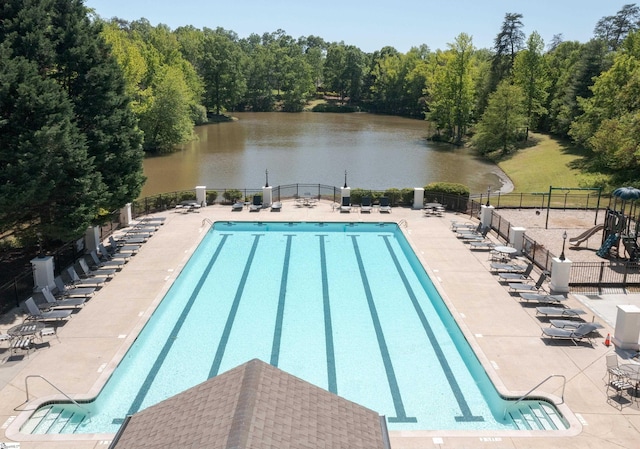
[605,333,611,347]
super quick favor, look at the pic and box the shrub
[424,182,470,211]
[383,188,402,206]
[207,190,218,204]
[400,188,414,205]
[223,189,243,203]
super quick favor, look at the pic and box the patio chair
[53,276,95,299]
[379,197,391,213]
[232,201,244,211]
[456,222,483,236]
[497,263,534,281]
[519,293,567,304]
[65,266,107,287]
[535,306,587,318]
[108,236,141,254]
[490,262,527,272]
[24,297,72,322]
[249,195,262,212]
[459,226,490,241]
[271,201,282,212]
[340,196,351,213]
[97,245,129,263]
[508,272,547,292]
[77,257,117,279]
[360,196,372,213]
[40,285,86,309]
[607,375,635,409]
[604,353,625,383]
[541,322,598,345]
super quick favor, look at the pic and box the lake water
[141,112,509,197]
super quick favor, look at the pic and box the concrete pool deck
[0,200,639,448]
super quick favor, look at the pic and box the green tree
[513,31,548,139]
[472,81,527,155]
[594,3,640,51]
[138,65,195,153]
[0,0,144,240]
[489,13,525,94]
[0,47,100,241]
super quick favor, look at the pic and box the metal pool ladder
[23,375,91,416]
[503,374,566,419]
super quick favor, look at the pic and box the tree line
[2,0,640,245]
[100,4,640,188]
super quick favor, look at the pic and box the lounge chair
[40,286,86,309]
[112,234,147,245]
[379,197,391,213]
[508,272,547,292]
[536,306,587,318]
[469,241,494,250]
[78,257,117,278]
[271,201,282,212]
[340,196,351,213]
[490,262,527,272]
[138,216,166,225]
[108,236,141,254]
[541,322,599,345]
[459,227,489,241]
[451,221,476,231]
[519,293,566,304]
[53,276,95,299]
[98,244,130,262]
[232,201,244,211]
[66,266,107,287]
[360,196,372,213]
[24,297,72,321]
[550,319,603,330]
[249,195,262,212]
[498,263,534,281]
[456,222,483,236]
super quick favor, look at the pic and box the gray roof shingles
[111,358,387,449]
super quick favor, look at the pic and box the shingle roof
[110,358,388,449]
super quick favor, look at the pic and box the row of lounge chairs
[489,259,602,345]
[16,217,165,343]
[340,196,391,213]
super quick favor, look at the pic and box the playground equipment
[569,224,604,247]
[597,187,640,260]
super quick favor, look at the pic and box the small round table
[620,363,640,397]
[493,246,518,262]
[8,322,45,337]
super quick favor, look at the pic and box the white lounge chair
[360,196,372,213]
[519,293,566,304]
[536,307,586,318]
[249,195,262,212]
[541,323,598,345]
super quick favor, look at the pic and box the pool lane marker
[126,234,230,415]
[381,235,484,423]
[350,235,416,423]
[319,235,338,394]
[270,235,294,366]
[209,234,263,377]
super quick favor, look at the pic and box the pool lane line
[350,235,416,423]
[209,234,263,377]
[127,234,230,415]
[319,234,338,394]
[381,235,484,422]
[270,235,293,366]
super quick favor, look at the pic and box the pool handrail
[23,374,92,416]
[503,374,566,419]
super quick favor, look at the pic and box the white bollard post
[480,205,494,229]
[509,227,526,254]
[195,186,207,207]
[550,257,572,293]
[119,203,132,227]
[262,185,273,207]
[413,188,425,210]
[85,226,101,255]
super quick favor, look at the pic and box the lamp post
[485,186,491,207]
[265,169,269,188]
[343,170,348,188]
[560,230,567,261]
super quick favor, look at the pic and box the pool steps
[23,399,567,434]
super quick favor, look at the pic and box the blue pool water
[26,222,567,434]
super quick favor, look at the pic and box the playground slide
[568,224,605,246]
[597,233,619,258]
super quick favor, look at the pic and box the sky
[84,0,630,53]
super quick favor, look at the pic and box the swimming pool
[23,221,567,434]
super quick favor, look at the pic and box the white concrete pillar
[262,186,273,207]
[31,256,55,291]
[85,226,101,254]
[480,205,494,229]
[613,305,640,350]
[195,186,207,207]
[341,186,351,200]
[509,226,526,253]
[119,203,132,227]
[550,257,572,294]
[413,188,425,210]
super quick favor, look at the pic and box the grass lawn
[497,132,593,193]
